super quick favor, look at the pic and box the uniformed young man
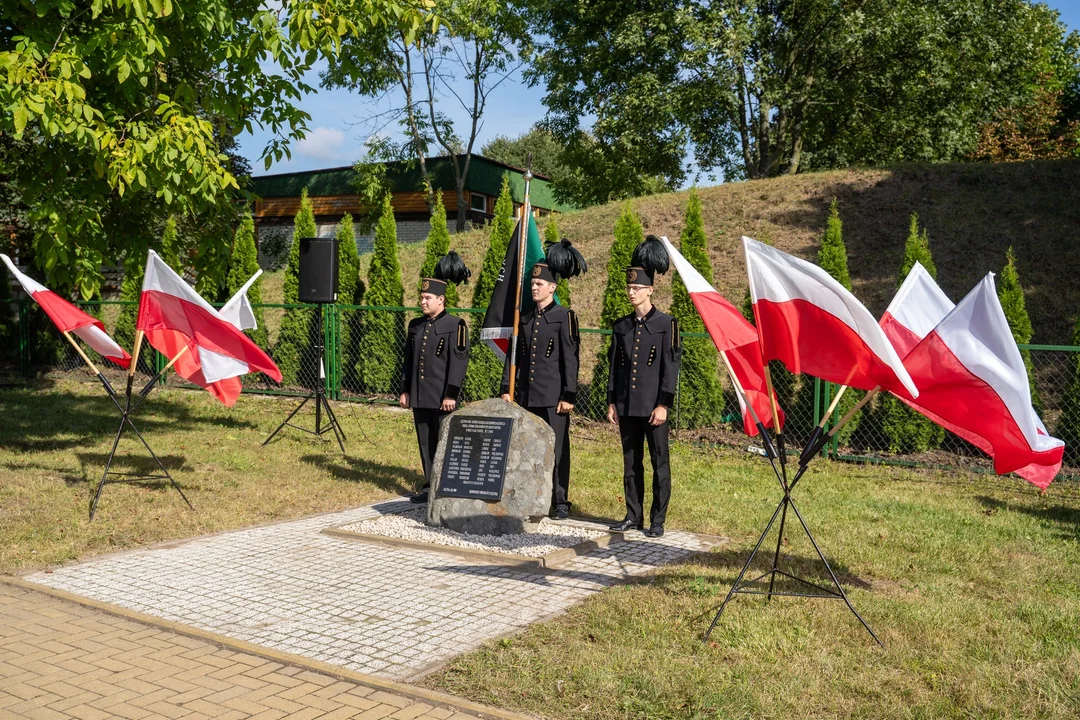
[400,252,471,503]
[500,239,587,519]
[607,235,682,537]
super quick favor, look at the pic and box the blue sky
[237,2,1080,179]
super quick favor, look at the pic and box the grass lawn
[2,379,1079,718]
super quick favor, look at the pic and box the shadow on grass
[651,546,873,593]
[0,385,258,452]
[976,495,1080,539]
[301,453,421,497]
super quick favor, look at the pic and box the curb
[0,575,535,720]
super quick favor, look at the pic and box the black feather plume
[434,251,471,285]
[631,234,669,275]
[545,238,588,279]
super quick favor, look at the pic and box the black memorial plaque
[436,415,514,501]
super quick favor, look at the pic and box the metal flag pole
[506,153,533,401]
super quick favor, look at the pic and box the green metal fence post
[821,381,832,459]
[813,376,821,428]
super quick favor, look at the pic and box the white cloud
[295,127,347,162]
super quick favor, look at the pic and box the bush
[0,258,15,365]
[114,253,143,353]
[998,246,1042,413]
[463,175,515,401]
[544,215,571,306]
[418,193,458,308]
[273,188,318,386]
[355,194,404,394]
[225,214,268,349]
[587,202,641,418]
[877,213,945,453]
[816,199,862,445]
[1057,316,1080,466]
[670,190,725,428]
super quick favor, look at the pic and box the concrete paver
[25,500,721,680]
[0,582,507,720]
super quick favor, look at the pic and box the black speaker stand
[263,305,346,451]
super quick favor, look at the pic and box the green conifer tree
[224,214,268,349]
[817,199,862,445]
[878,214,946,452]
[670,190,724,427]
[334,213,360,391]
[273,188,318,385]
[1057,315,1080,466]
[463,175,515,400]
[418,193,457,308]
[998,247,1042,413]
[544,215,571,306]
[587,203,641,418]
[357,194,404,393]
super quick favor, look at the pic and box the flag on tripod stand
[1,254,131,368]
[657,237,782,436]
[743,236,918,400]
[479,213,545,359]
[883,268,1063,488]
[137,251,280,406]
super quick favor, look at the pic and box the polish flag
[658,236,782,435]
[1,254,130,368]
[886,269,1063,488]
[743,236,918,400]
[137,251,280,406]
[879,262,955,358]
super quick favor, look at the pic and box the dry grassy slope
[281,159,1080,343]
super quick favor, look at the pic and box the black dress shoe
[409,487,430,504]
[610,519,643,532]
[552,504,569,520]
[645,525,665,538]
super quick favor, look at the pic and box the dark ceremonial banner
[437,416,514,501]
[479,214,545,360]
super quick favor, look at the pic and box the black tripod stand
[263,305,345,451]
[702,415,883,647]
[89,362,193,522]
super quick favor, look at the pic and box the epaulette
[568,309,579,343]
[456,318,467,351]
[671,316,681,352]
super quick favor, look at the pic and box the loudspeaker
[298,237,338,303]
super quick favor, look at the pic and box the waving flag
[880,262,955,358]
[888,271,1063,488]
[137,251,280,406]
[2,254,130,368]
[658,236,782,435]
[480,214,545,359]
[743,236,918,400]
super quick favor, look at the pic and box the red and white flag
[1,254,130,368]
[889,271,1063,488]
[137,251,280,406]
[879,262,955,359]
[658,236,782,435]
[743,236,918,400]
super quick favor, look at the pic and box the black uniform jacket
[501,301,580,408]
[607,307,682,417]
[402,311,469,409]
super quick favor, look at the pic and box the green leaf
[13,107,27,135]
[117,59,130,83]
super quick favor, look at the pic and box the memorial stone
[427,398,555,535]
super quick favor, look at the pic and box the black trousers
[528,406,571,510]
[618,416,671,526]
[412,408,448,490]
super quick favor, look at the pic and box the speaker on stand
[263,237,346,450]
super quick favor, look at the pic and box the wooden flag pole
[506,154,533,401]
[62,331,101,377]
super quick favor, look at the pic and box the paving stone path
[25,501,722,681]
[0,581,494,720]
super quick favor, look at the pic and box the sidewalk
[0,579,520,720]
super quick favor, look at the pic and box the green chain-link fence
[3,297,1078,479]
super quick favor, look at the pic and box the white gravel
[337,508,607,558]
